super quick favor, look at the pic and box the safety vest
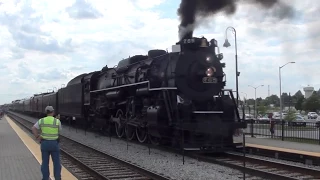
[39,116,60,140]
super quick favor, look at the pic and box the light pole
[223,26,240,105]
[248,85,264,118]
[279,62,295,141]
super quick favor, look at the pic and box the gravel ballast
[10,111,246,180]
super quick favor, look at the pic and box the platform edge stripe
[234,140,320,157]
[5,115,78,180]
[246,143,320,157]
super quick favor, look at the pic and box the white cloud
[0,0,319,104]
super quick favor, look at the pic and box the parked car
[272,112,282,124]
[245,114,255,123]
[257,115,270,124]
[288,115,306,127]
[307,112,318,119]
[295,112,301,116]
[282,113,287,119]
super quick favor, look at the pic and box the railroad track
[7,112,171,180]
[195,152,320,180]
[9,111,320,180]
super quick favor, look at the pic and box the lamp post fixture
[279,61,295,140]
[223,26,240,105]
[248,85,264,118]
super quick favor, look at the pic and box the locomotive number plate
[202,77,217,83]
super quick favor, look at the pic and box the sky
[0,0,319,104]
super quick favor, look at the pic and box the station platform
[0,115,77,180]
[234,135,320,157]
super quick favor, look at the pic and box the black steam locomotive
[5,36,246,151]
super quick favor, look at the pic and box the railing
[243,119,320,145]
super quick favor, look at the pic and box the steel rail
[7,112,171,180]
[10,111,320,180]
[193,152,320,180]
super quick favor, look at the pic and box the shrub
[284,111,296,121]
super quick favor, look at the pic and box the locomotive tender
[5,36,246,151]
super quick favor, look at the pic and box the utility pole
[268,85,270,97]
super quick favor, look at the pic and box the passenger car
[288,115,306,127]
[307,112,318,119]
[257,115,269,124]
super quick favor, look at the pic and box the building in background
[303,86,314,99]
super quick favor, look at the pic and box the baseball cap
[45,106,54,113]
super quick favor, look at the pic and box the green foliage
[295,97,304,111]
[257,105,267,115]
[302,93,320,112]
[265,95,280,107]
[244,90,320,113]
[284,110,296,121]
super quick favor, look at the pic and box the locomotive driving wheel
[124,112,135,140]
[136,124,147,143]
[149,135,161,146]
[115,109,125,138]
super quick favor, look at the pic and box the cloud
[0,1,73,54]
[66,0,103,19]
[0,0,319,104]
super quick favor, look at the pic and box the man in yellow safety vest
[32,106,62,180]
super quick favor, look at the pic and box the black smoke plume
[177,0,296,40]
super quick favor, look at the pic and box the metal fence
[243,120,320,145]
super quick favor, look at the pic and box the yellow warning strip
[246,143,320,157]
[235,140,320,157]
[5,115,78,180]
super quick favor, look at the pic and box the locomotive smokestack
[177,0,295,40]
[178,23,195,40]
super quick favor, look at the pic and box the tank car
[23,98,31,114]
[57,75,84,122]
[42,92,59,115]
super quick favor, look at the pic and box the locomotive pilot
[32,106,62,180]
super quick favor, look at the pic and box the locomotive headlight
[205,68,214,77]
[206,57,211,62]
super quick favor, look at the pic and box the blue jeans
[40,140,61,180]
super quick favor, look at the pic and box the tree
[295,97,304,112]
[284,110,296,121]
[265,95,280,107]
[257,105,267,115]
[303,93,320,112]
[246,99,255,105]
[256,97,263,105]
[294,90,304,98]
[281,92,291,107]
